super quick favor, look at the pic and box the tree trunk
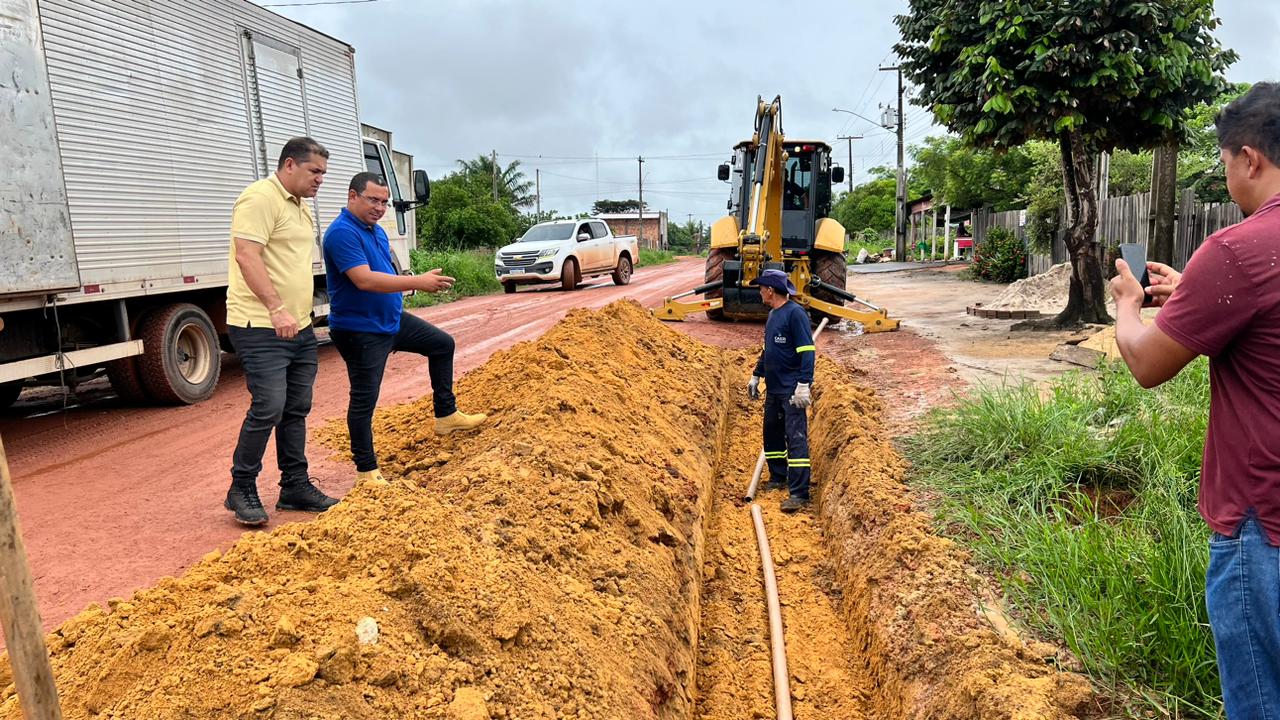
[1048,131,1111,327]
[1150,142,1179,266]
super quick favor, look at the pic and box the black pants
[331,312,457,472]
[228,325,317,489]
[763,392,811,500]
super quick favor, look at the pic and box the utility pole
[836,135,862,193]
[535,168,541,216]
[490,149,498,202]
[637,156,645,249]
[880,65,906,260]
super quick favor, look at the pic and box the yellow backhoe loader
[654,96,899,331]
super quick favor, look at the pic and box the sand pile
[987,262,1116,315]
[808,364,1093,719]
[0,301,729,720]
[0,301,1095,720]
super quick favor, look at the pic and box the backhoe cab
[655,96,899,332]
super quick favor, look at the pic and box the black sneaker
[225,486,269,526]
[276,478,340,513]
[780,496,810,513]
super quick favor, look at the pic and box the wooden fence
[972,188,1244,275]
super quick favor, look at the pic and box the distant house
[596,211,669,250]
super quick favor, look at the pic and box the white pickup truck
[495,220,640,293]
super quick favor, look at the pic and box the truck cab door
[589,221,613,269]
[574,222,600,270]
[362,139,411,273]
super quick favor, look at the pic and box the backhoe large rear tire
[703,248,735,321]
[809,250,849,323]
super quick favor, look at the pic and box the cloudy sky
[256,0,1280,224]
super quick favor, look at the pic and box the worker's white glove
[747,376,762,401]
[790,383,812,408]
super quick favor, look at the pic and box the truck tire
[136,303,221,405]
[611,255,633,286]
[0,381,22,410]
[809,249,848,322]
[502,282,517,294]
[560,258,579,291]
[703,248,735,321]
[106,356,150,404]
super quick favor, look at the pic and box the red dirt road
[2,258,764,630]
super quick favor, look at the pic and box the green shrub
[972,226,1028,283]
[908,360,1219,716]
[638,248,677,267]
[405,247,501,307]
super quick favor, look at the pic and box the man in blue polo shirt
[323,172,487,487]
[746,269,816,512]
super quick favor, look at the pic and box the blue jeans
[227,325,317,488]
[1206,516,1280,719]
[762,393,810,500]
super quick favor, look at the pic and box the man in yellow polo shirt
[224,137,339,525]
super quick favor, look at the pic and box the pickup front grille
[499,252,540,267]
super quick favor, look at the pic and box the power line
[259,0,380,6]
[500,151,723,162]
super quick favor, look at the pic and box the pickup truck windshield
[520,223,576,242]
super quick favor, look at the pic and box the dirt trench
[0,301,1092,719]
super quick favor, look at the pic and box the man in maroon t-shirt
[1111,82,1280,718]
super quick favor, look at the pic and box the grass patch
[637,248,678,267]
[847,239,892,259]
[908,360,1218,717]
[406,247,501,307]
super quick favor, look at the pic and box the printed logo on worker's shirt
[773,334,787,345]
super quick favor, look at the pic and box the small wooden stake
[0,435,62,719]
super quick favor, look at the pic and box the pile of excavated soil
[1,301,730,720]
[809,365,1094,719]
[987,262,1115,315]
[0,301,1094,720]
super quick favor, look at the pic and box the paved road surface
[1,257,761,629]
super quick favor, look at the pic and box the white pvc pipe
[743,451,767,502]
[751,503,793,720]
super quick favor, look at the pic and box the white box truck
[0,0,428,407]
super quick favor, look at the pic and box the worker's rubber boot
[762,478,786,492]
[225,485,269,526]
[780,496,810,513]
[434,410,488,435]
[356,468,389,488]
[276,477,340,513]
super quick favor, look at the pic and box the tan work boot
[435,410,487,435]
[356,469,388,487]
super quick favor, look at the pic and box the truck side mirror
[717,163,731,181]
[831,166,845,184]
[413,169,430,204]
[577,232,591,242]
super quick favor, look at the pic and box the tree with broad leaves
[895,0,1236,326]
[591,199,648,215]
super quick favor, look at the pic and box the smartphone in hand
[1117,243,1154,306]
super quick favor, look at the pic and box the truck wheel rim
[175,322,212,385]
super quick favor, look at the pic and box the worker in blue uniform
[746,269,815,512]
